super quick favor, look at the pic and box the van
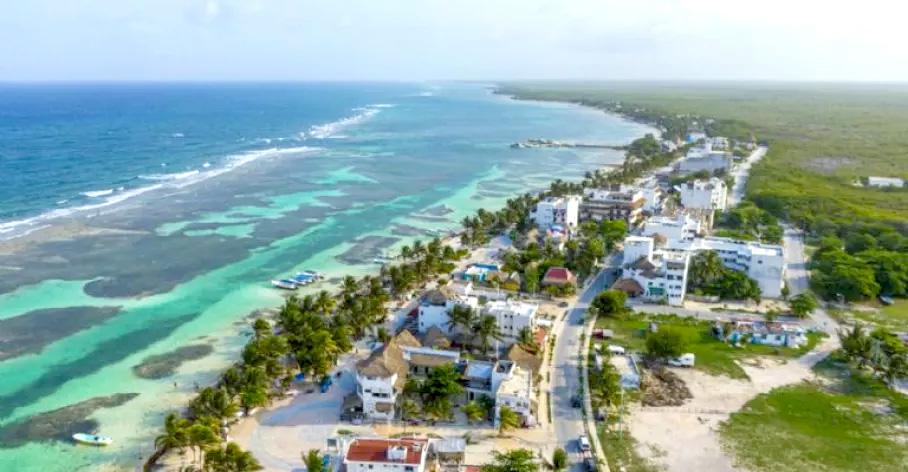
[607,345,625,356]
[667,353,695,367]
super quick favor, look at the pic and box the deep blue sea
[0,83,651,471]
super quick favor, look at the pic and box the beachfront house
[460,263,500,283]
[581,186,646,226]
[417,287,479,335]
[678,178,728,211]
[355,330,539,425]
[343,437,431,472]
[530,195,581,229]
[685,131,708,143]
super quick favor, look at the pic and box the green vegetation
[589,289,628,317]
[720,354,908,472]
[595,313,819,379]
[687,250,761,302]
[809,234,908,301]
[839,324,908,383]
[499,83,908,313]
[481,449,538,472]
[714,201,783,244]
[789,292,818,318]
[644,327,689,359]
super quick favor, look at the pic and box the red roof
[345,438,428,465]
[534,327,548,347]
[543,267,573,280]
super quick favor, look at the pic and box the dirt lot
[625,336,839,472]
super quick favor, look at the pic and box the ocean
[0,82,651,471]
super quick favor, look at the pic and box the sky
[2,0,907,82]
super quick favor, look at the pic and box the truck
[667,353,695,367]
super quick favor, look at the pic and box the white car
[667,353,695,367]
[607,345,625,356]
[578,435,591,452]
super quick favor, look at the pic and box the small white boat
[73,433,113,446]
[271,279,298,290]
[297,270,323,279]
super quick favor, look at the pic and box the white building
[582,187,646,225]
[665,236,785,298]
[679,142,733,174]
[678,178,728,211]
[417,287,478,335]
[707,136,730,150]
[531,195,581,229]
[617,236,690,306]
[482,299,538,341]
[619,184,663,213]
[344,438,430,472]
[463,360,536,427]
[867,176,905,188]
[642,213,701,241]
[685,131,707,143]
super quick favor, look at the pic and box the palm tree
[314,290,336,314]
[252,318,271,341]
[517,327,536,350]
[411,240,425,257]
[462,400,485,424]
[373,326,391,345]
[155,413,189,457]
[400,398,421,424]
[473,314,503,355]
[302,449,324,472]
[190,387,238,423]
[497,406,520,434]
[206,442,263,472]
[340,275,359,298]
[446,305,476,334]
[399,245,412,260]
[186,422,219,467]
[688,250,725,288]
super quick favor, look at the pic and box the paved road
[782,226,838,334]
[728,146,767,207]
[551,255,619,469]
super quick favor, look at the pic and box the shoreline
[136,92,662,470]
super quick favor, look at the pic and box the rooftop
[345,438,428,465]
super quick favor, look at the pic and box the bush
[645,327,689,358]
[590,290,627,317]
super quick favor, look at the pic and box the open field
[500,82,908,226]
[719,354,908,472]
[831,299,908,332]
[595,313,822,380]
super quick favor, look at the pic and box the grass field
[500,82,908,227]
[833,299,908,332]
[594,313,821,380]
[719,354,908,472]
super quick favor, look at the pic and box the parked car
[583,456,597,472]
[578,435,591,452]
[571,394,582,408]
[667,353,695,367]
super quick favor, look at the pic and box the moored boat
[271,279,298,290]
[297,270,323,279]
[72,433,113,446]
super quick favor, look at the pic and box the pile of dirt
[641,367,693,407]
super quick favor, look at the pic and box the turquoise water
[0,83,651,470]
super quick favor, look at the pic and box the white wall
[356,373,397,420]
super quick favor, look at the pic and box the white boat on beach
[270,279,298,290]
[296,270,324,279]
[73,433,113,446]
